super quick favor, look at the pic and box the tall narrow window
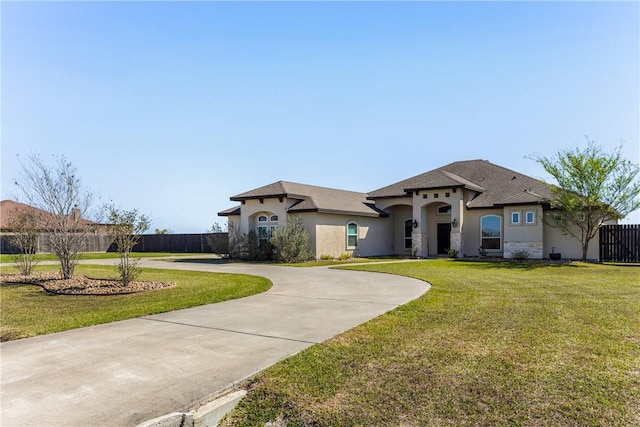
[347,223,358,249]
[511,212,521,225]
[481,215,501,250]
[404,219,413,249]
[525,211,535,224]
[257,226,269,246]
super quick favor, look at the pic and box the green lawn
[169,257,403,267]
[221,260,640,426]
[278,258,404,267]
[0,264,271,341]
[0,252,211,263]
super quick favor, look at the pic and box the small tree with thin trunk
[6,211,40,275]
[14,154,98,279]
[106,206,150,286]
[531,140,640,260]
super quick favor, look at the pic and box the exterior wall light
[412,219,418,229]
[451,218,458,228]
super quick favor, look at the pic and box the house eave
[230,193,291,202]
[366,194,411,201]
[493,201,548,208]
[404,184,484,194]
[288,207,387,218]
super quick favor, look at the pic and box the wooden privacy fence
[599,224,640,263]
[1,234,113,254]
[114,233,228,253]
[2,233,228,254]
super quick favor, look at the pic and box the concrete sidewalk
[1,260,429,427]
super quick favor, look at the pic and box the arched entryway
[419,202,452,256]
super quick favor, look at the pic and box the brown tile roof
[225,181,386,217]
[1,200,48,229]
[367,160,553,208]
[218,206,241,217]
[0,200,99,230]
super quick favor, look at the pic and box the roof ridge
[279,180,367,196]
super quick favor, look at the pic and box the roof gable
[227,181,385,217]
[368,160,553,208]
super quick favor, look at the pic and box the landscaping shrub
[271,216,312,263]
[512,249,530,260]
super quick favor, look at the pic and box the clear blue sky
[2,1,639,232]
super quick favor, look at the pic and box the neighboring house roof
[367,160,553,208]
[1,200,47,230]
[0,199,99,230]
[221,181,386,218]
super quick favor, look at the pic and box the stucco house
[219,160,604,260]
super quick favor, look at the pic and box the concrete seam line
[140,317,318,344]
[264,293,400,306]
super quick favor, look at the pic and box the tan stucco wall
[236,198,297,233]
[225,200,393,258]
[503,206,544,258]
[313,213,393,258]
[462,209,503,257]
[374,197,412,211]
[384,204,413,255]
[297,212,318,258]
[227,216,240,231]
[543,223,606,260]
[412,189,464,257]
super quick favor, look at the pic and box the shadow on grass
[452,259,587,271]
[171,258,232,265]
[602,262,640,268]
[0,282,64,299]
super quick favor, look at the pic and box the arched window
[404,219,413,249]
[257,214,278,245]
[347,223,358,249]
[481,215,502,250]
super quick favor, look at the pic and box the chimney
[72,208,81,221]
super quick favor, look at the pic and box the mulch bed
[0,272,176,295]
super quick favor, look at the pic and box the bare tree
[208,223,230,258]
[6,211,40,275]
[14,153,99,279]
[106,206,150,286]
[225,222,248,261]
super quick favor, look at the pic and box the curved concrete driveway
[1,259,429,427]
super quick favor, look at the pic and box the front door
[437,223,451,255]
